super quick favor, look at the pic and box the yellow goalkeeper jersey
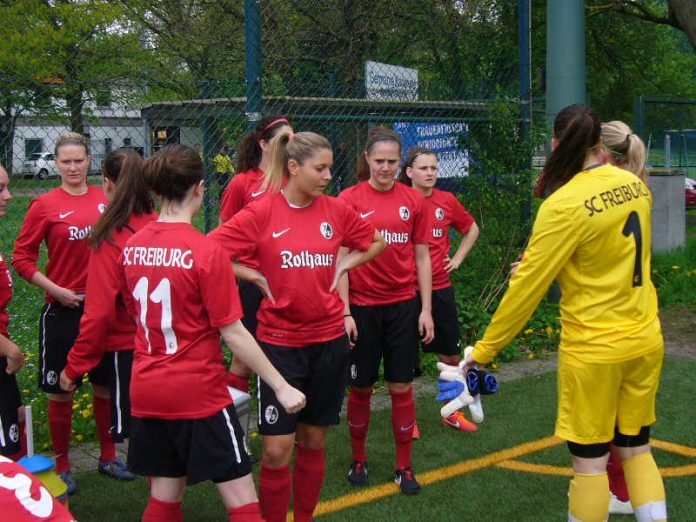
[473,164,662,365]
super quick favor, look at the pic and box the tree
[588,0,696,53]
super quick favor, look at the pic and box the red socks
[47,399,73,473]
[142,497,183,522]
[228,502,263,521]
[293,446,325,522]
[607,446,629,502]
[390,387,415,470]
[227,371,250,393]
[93,395,116,462]
[259,464,291,522]
[347,388,371,461]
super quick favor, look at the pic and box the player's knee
[262,439,294,467]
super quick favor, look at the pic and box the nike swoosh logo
[59,211,75,219]
[360,211,375,218]
[251,189,265,198]
[272,227,291,238]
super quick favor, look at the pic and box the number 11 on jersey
[132,276,179,354]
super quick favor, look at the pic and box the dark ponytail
[539,104,601,196]
[91,149,154,248]
[356,126,402,182]
[236,115,290,172]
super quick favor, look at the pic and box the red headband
[261,118,289,135]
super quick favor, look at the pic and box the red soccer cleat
[443,411,478,432]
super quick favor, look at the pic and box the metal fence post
[245,0,263,132]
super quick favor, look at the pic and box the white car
[22,152,60,180]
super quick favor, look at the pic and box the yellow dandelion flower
[528,353,535,359]
[72,403,79,410]
[23,389,29,394]
[75,434,84,441]
[491,363,498,369]
[251,432,259,438]
[523,328,534,335]
[82,393,89,399]
[545,326,554,336]
[672,265,680,270]
[81,409,91,418]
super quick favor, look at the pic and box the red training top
[120,222,242,419]
[219,167,267,222]
[423,188,475,290]
[0,456,76,521]
[64,212,158,381]
[338,181,430,306]
[0,252,12,338]
[209,192,375,347]
[12,186,106,302]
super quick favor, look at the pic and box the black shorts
[258,335,350,435]
[421,287,461,356]
[0,359,22,456]
[238,279,263,338]
[349,298,419,387]
[109,350,133,443]
[38,302,111,393]
[127,403,251,486]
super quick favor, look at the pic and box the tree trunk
[0,108,17,174]
[66,88,85,134]
[669,0,696,52]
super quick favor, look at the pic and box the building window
[24,138,43,159]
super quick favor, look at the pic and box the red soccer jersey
[338,181,430,305]
[219,168,280,272]
[120,222,243,419]
[0,253,11,338]
[12,186,106,302]
[64,212,158,381]
[209,192,375,347]
[0,456,76,522]
[423,188,475,290]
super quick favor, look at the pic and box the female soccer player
[12,132,114,494]
[338,126,434,495]
[465,104,666,522]
[600,120,649,516]
[219,115,292,394]
[121,144,305,522]
[210,130,385,522]
[398,147,480,432]
[0,164,26,461]
[59,149,157,467]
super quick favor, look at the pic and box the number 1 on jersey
[132,276,179,354]
[622,211,643,287]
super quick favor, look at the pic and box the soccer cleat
[394,467,421,495]
[59,471,77,495]
[443,411,478,432]
[608,493,634,515]
[348,460,369,487]
[98,459,136,481]
[412,422,421,440]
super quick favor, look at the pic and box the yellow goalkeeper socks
[567,472,609,522]
[623,452,667,522]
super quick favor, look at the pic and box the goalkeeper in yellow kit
[465,104,666,522]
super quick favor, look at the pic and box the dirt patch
[660,307,696,359]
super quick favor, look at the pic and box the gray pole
[546,0,586,128]
[245,0,263,131]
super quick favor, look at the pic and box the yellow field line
[310,435,563,518]
[660,464,696,477]
[495,460,573,476]
[651,438,696,458]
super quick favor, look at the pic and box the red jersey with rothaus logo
[64,212,159,382]
[424,188,476,290]
[209,192,375,347]
[0,456,76,522]
[339,181,430,305]
[12,186,106,302]
[119,222,242,419]
[0,253,12,338]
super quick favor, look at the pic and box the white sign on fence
[365,61,418,101]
